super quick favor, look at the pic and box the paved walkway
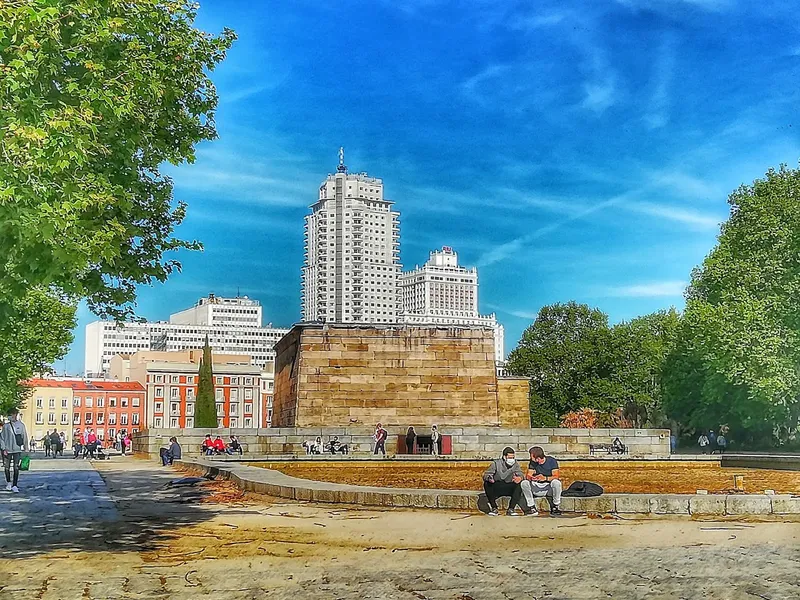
[1,458,799,599]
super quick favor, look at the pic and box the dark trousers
[3,453,21,486]
[483,480,522,511]
[374,440,386,455]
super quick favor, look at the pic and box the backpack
[561,480,604,497]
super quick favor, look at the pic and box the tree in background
[607,309,681,427]
[0,1,236,320]
[0,289,76,414]
[506,302,613,426]
[193,337,217,428]
[664,165,800,446]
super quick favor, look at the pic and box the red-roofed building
[70,380,146,442]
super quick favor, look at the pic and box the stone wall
[272,324,526,428]
[496,378,531,428]
[133,427,670,458]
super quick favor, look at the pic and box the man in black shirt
[520,446,563,515]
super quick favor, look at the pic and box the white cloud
[582,77,618,114]
[602,281,687,297]
[624,201,722,229]
[223,84,271,104]
[644,37,676,130]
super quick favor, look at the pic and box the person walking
[48,430,60,458]
[405,426,417,455]
[120,430,127,456]
[430,425,441,456]
[716,433,727,454]
[373,423,388,456]
[1,409,29,493]
[58,431,66,456]
[707,430,717,453]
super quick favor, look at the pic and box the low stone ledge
[174,459,789,517]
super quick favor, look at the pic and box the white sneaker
[11,486,19,493]
[4,483,11,492]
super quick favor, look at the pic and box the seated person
[611,437,625,454]
[482,447,525,516]
[201,434,214,456]
[520,446,563,516]
[166,437,181,465]
[212,435,228,455]
[228,435,243,455]
[328,436,349,455]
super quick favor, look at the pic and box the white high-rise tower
[302,149,401,323]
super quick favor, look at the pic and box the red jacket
[88,433,97,444]
[212,438,226,451]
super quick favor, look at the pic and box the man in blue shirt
[520,446,563,516]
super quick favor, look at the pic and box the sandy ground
[256,460,800,494]
[0,459,799,599]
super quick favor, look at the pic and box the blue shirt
[529,456,559,477]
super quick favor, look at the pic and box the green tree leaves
[193,336,217,428]
[507,302,679,428]
[664,165,800,445]
[0,0,236,320]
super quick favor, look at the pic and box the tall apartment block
[400,246,505,363]
[302,149,401,323]
[84,294,288,376]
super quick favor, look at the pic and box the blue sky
[62,0,800,373]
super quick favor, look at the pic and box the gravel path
[0,458,798,599]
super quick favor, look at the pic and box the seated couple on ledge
[482,446,562,517]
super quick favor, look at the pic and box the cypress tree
[194,336,217,428]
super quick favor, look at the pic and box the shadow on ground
[0,458,220,559]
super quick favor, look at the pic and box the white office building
[302,149,401,323]
[400,246,505,363]
[85,295,289,376]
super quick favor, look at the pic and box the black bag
[562,481,604,497]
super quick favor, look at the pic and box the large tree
[0,289,76,414]
[0,0,236,320]
[607,309,681,427]
[506,302,613,426]
[193,337,217,428]
[664,165,800,446]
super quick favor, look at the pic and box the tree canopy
[0,0,236,320]
[664,165,800,445]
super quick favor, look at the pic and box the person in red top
[87,429,98,460]
[212,436,227,455]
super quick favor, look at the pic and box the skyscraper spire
[337,146,347,173]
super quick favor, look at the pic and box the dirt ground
[257,460,800,494]
[2,459,800,599]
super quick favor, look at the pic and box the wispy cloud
[224,84,271,104]
[644,37,676,129]
[623,201,722,229]
[461,64,512,106]
[601,280,687,297]
[582,77,618,114]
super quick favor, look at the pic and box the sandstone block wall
[272,324,522,428]
[134,427,671,459]
[496,378,531,428]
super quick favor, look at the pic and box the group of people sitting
[201,434,243,456]
[302,436,349,455]
[482,446,563,517]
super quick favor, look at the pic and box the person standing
[707,430,717,453]
[482,447,524,516]
[430,425,441,456]
[58,431,66,456]
[119,430,127,456]
[49,430,60,458]
[374,423,388,456]
[697,432,710,454]
[1,409,29,493]
[405,426,417,455]
[43,433,51,458]
[716,433,727,454]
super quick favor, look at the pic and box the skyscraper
[302,149,401,323]
[400,246,505,362]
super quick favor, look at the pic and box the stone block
[572,496,615,513]
[615,494,654,513]
[391,492,438,509]
[726,495,772,515]
[689,495,727,515]
[437,493,471,510]
[356,490,392,507]
[770,496,800,514]
[310,488,338,503]
[279,486,296,499]
[294,487,314,502]
[337,489,360,504]
[650,495,690,514]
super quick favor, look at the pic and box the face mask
[505,458,516,466]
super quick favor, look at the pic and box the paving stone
[650,495,690,514]
[615,494,654,513]
[572,496,616,513]
[770,495,800,514]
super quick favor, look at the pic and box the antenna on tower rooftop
[337,146,347,173]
